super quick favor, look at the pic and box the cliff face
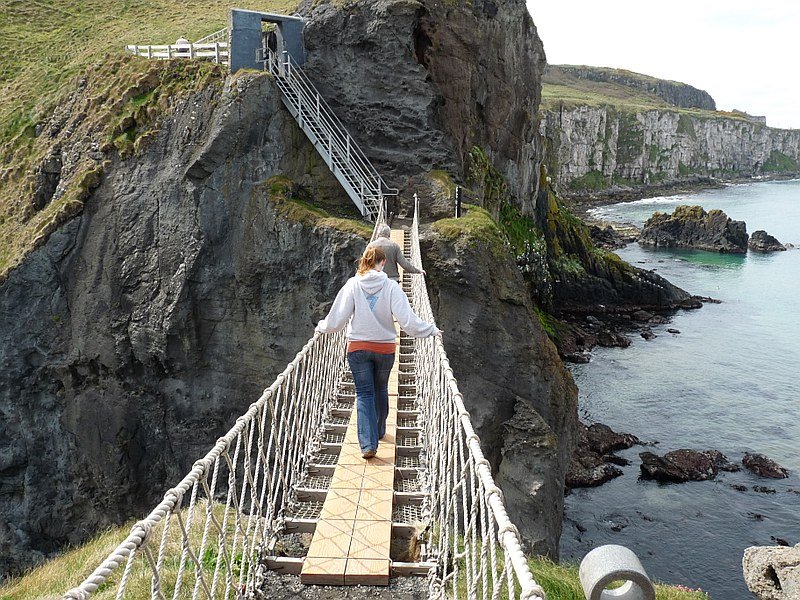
[541,75,800,194]
[300,0,546,215]
[0,70,368,575]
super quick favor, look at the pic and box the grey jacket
[367,237,422,281]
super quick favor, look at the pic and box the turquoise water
[561,180,800,599]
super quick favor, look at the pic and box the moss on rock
[262,175,371,239]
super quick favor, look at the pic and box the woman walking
[316,246,441,458]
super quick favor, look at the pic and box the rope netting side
[64,332,347,599]
[408,195,546,600]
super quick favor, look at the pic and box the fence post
[455,186,462,218]
[147,45,152,59]
[167,45,173,59]
[215,43,220,64]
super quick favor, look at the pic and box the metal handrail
[195,28,228,44]
[266,49,397,219]
[273,50,396,196]
[267,51,385,197]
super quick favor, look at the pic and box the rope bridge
[64,198,545,600]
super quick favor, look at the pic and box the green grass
[541,67,752,125]
[262,176,372,239]
[528,557,709,600]
[0,0,298,144]
[0,513,708,600]
[0,55,227,278]
[762,149,798,172]
[0,0,301,279]
[432,203,509,261]
[0,501,243,600]
[428,169,458,196]
[568,169,607,192]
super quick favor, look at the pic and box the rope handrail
[64,326,349,598]
[408,193,546,600]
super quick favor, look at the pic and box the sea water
[561,180,800,599]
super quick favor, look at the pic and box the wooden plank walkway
[301,229,406,585]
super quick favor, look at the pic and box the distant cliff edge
[541,65,800,199]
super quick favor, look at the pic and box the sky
[526,1,800,129]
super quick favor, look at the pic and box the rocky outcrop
[743,544,800,600]
[743,453,790,479]
[749,230,787,252]
[639,449,739,482]
[566,422,640,488]
[300,0,547,216]
[421,210,578,556]
[546,65,716,110]
[0,70,367,575]
[639,205,749,253]
[540,103,800,195]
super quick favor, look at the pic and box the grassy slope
[0,0,297,140]
[0,0,301,278]
[541,65,750,122]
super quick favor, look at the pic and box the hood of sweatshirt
[355,269,389,294]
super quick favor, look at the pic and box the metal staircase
[266,49,397,221]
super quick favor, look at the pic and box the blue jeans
[347,350,395,452]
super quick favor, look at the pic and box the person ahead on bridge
[366,224,425,283]
[315,246,441,459]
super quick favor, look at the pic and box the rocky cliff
[422,207,577,555]
[299,0,546,216]
[640,205,749,253]
[540,67,800,195]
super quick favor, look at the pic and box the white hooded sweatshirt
[315,269,437,342]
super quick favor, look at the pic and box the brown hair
[357,246,386,275]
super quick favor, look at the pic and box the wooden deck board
[300,229,410,586]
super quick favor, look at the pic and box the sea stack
[639,205,749,253]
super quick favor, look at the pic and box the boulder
[589,224,634,250]
[742,544,800,600]
[749,230,787,252]
[586,423,641,454]
[639,449,736,482]
[743,452,790,479]
[639,205,749,253]
[566,422,640,488]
